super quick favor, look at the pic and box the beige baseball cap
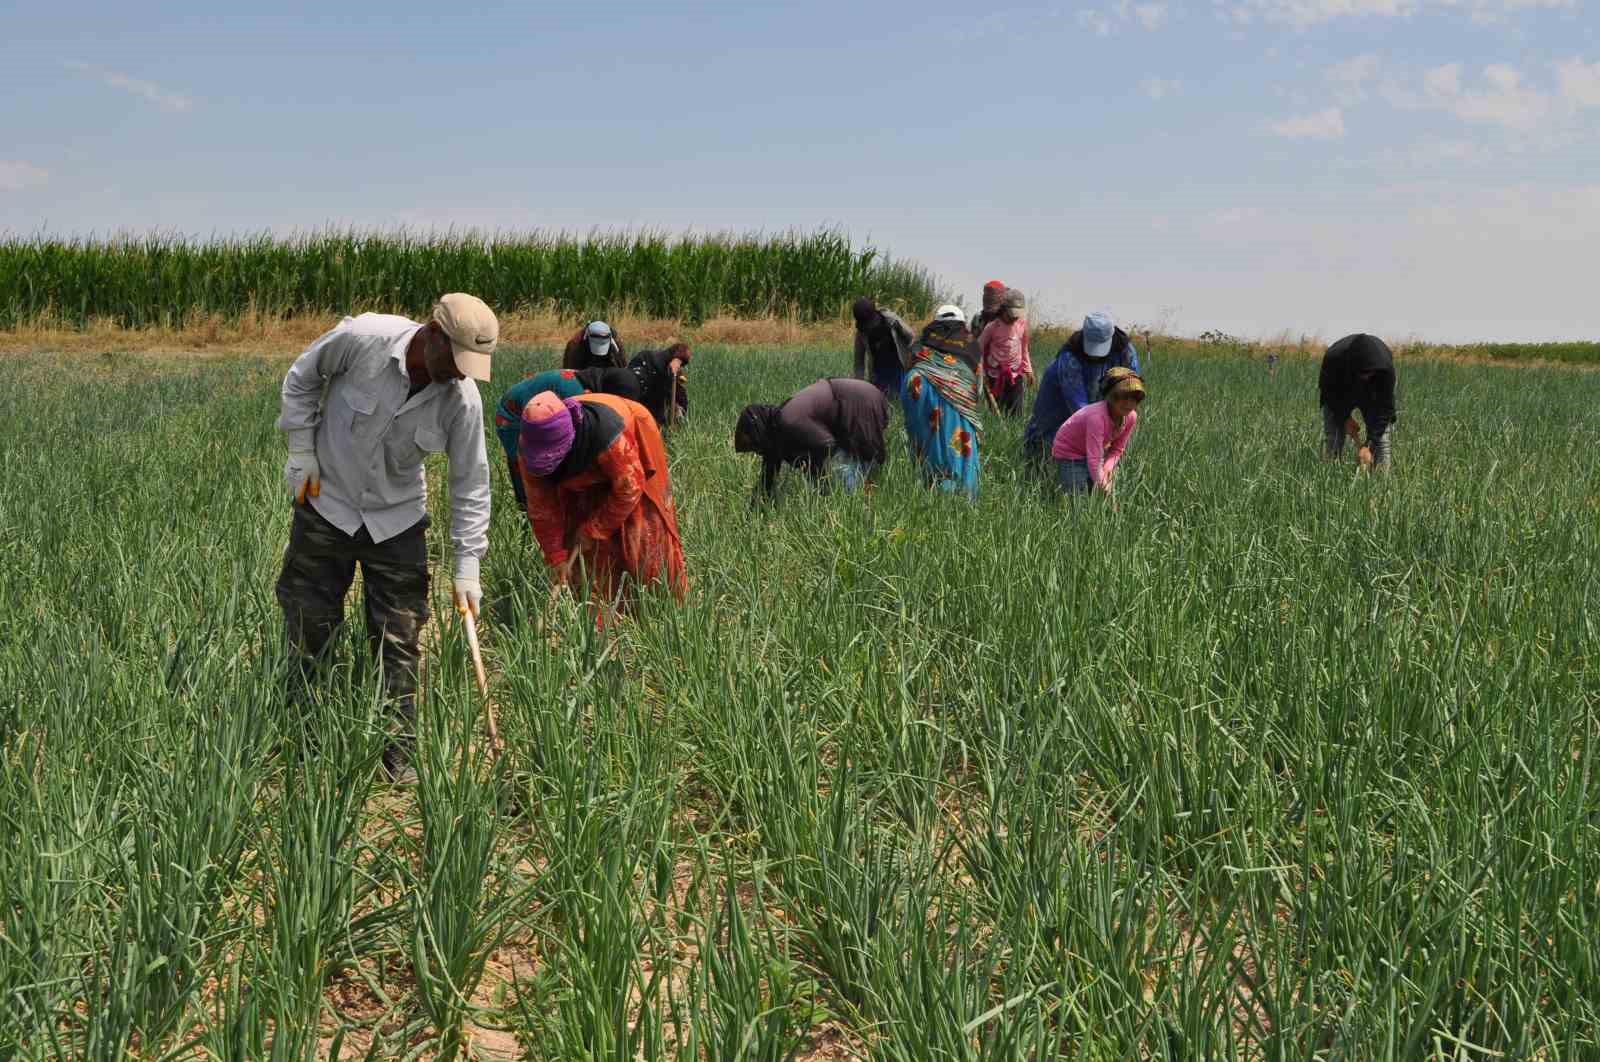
[432,293,498,382]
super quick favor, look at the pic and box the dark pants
[990,377,1026,415]
[275,504,431,738]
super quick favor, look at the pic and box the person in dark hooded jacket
[734,377,889,500]
[1023,312,1140,460]
[1319,333,1396,468]
[626,343,691,426]
[851,297,915,397]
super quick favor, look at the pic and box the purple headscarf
[519,397,579,477]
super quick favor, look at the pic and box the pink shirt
[1051,401,1138,487]
[978,318,1032,383]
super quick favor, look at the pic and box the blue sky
[4,0,1598,342]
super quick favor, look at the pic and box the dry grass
[7,311,1592,373]
[0,309,857,358]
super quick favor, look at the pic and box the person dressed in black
[734,377,889,500]
[1319,333,1397,469]
[851,297,914,398]
[626,342,691,426]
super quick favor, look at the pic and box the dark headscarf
[735,403,783,455]
[916,318,981,371]
[851,297,878,328]
[548,398,626,482]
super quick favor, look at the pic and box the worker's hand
[1357,446,1374,468]
[452,577,482,619]
[285,450,320,504]
[552,554,577,587]
[1344,417,1360,440]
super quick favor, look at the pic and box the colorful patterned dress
[900,345,982,498]
[521,394,687,625]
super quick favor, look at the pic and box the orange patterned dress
[521,394,687,623]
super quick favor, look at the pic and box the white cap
[934,304,966,321]
[432,293,498,382]
[585,320,613,356]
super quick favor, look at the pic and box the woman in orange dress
[518,391,687,624]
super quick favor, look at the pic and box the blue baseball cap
[1082,312,1115,359]
[585,320,613,356]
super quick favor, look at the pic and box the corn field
[0,229,939,330]
[1,343,1596,1058]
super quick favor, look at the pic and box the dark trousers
[989,377,1027,415]
[275,504,431,732]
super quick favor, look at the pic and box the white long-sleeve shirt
[277,314,490,582]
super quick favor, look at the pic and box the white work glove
[453,578,482,619]
[285,450,320,505]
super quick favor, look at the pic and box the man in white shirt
[275,293,496,779]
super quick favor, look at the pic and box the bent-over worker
[562,320,626,371]
[852,297,915,398]
[1320,333,1396,469]
[734,377,889,500]
[1023,311,1141,460]
[517,391,687,626]
[494,369,589,508]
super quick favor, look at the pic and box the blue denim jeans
[828,453,871,492]
[1056,457,1092,495]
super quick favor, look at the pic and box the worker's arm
[852,330,868,380]
[579,434,645,541]
[444,395,491,587]
[276,318,359,452]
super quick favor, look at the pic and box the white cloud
[1224,0,1572,26]
[1449,64,1550,130]
[1134,3,1170,28]
[1076,0,1169,34]
[1076,8,1115,34]
[1555,57,1600,106]
[1142,76,1183,99]
[64,61,195,113]
[1327,54,1381,104]
[1206,206,1269,227]
[0,161,49,192]
[1424,62,1462,99]
[1402,138,1494,166]
[1269,106,1346,138]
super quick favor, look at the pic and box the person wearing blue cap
[562,320,627,371]
[1022,311,1141,462]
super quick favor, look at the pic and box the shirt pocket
[341,387,382,438]
[390,425,446,474]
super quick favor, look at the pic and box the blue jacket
[1022,328,1140,452]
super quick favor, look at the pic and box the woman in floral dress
[900,305,983,498]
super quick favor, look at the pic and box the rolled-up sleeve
[445,394,491,582]
[277,319,357,452]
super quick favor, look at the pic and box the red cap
[984,279,1006,289]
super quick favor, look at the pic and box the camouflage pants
[275,504,431,729]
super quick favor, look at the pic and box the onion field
[1,344,1596,1059]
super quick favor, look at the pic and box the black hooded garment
[575,367,645,404]
[1319,334,1397,440]
[746,377,889,495]
[627,348,691,425]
